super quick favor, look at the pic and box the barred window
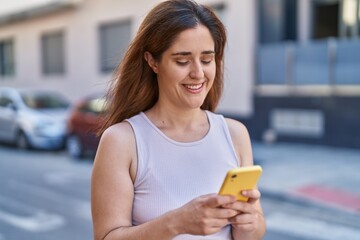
[41,31,65,75]
[0,39,15,77]
[99,20,131,73]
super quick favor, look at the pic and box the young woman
[91,0,266,239]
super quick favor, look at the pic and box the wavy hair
[99,0,227,135]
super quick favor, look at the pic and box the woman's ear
[144,51,159,74]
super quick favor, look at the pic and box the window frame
[0,38,15,77]
[41,30,65,76]
[98,19,132,73]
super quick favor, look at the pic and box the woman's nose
[189,61,204,79]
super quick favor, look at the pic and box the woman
[91,0,266,239]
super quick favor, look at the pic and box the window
[21,91,70,109]
[0,96,13,107]
[80,97,106,114]
[258,0,297,44]
[313,0,339,39]
[257,0,360,86]
[41,31,65,75]
[340,0,360,38]
[0,39,15,77]
[99,20,131,73]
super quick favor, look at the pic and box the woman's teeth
[185,83,203,90]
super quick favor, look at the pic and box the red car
[66,94,106,159]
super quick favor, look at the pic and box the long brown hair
[99,0,227,135]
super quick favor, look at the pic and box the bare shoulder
[94,121,136,172]
[224,118,253,166]
[100,121,134,145]
[224,118,249,139]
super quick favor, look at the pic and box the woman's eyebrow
[202,50,215,55]
[171,50,215,56]
[171,51,191,56]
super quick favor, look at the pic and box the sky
[0,0,56,15]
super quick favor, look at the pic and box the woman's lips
[183,83,204,93]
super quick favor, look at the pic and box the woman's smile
[183,82,205,93]
[149,24,216,110]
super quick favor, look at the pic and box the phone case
[218,165,262,202]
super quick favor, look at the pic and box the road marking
[267,212,360,240]
[9,180,92,221]
[0,194,39,213]
[0,209,65,232]
[293,185,360,213]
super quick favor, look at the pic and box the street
[0,144,359,240]
[0,145,92,240]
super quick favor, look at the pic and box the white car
[0,87,71,150]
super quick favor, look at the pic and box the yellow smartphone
[219,165,262,202]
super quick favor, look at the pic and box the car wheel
[66,135,84,159]
[16,131,30,150]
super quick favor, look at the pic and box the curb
[260,188,360,217]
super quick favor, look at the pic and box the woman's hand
[172,194,239,236]
[222,189,264,234]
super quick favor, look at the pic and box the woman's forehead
[167,25,215,54]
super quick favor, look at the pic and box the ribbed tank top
[126,111,240,239]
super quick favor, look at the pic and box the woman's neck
[145,104,210,142]
[145,103,207,131]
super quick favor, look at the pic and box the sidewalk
[253,142,360,214]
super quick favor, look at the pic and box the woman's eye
[176,61,189,66]
[202,59,212,64]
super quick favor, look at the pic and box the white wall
[0,0,254,116]
[0,0,159,101]
[217,0,255,116]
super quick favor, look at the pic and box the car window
[21,92,70,109]
[0,96,13,107]
[80,98,106,114]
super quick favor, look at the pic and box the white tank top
[126,111,240,239]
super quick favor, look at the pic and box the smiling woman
[91,1,266,240]
[144,25,216,111]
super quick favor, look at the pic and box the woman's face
[154,24,216,110]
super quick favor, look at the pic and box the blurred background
[0,0,359,239]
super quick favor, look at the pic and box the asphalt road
[0,145,93,240]
[0,144,359,240]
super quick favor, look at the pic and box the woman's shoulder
[95,121,136,170]
[224,117,250,147]
[98,121,135,153]
[224,117,248,134]
[103,121,134,139]
[207,111,248,136]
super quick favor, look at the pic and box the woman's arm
[225,118,266,240]
[91,122,180,239]
[91,122,239,240]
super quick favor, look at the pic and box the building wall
[0,0,255,116]
[216,0,256,117]
[252,0,360,148]
[0,0,158,101]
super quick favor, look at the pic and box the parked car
[0,87,71,150]
[66,94,106,159]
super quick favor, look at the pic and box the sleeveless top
[126,111,240,239]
